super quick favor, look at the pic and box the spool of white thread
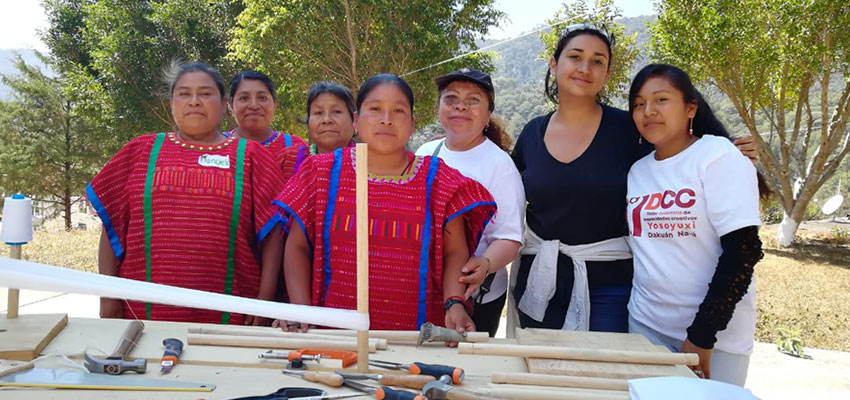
[1,194,33,245]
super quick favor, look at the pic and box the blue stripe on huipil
[416,157,440,329]
[273,200,312,251]
[86,183,125,259]
[321,148,344,302]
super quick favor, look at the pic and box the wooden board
[0,313,68,361]
[517,328,695,379]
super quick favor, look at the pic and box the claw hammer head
[84,320,147,375]
[422,375,454,400]
[84,352,147,374]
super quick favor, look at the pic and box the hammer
[84,320,147,375]
[421,376,483,400]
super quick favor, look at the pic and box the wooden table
[3,317,521,399]
[1,317,694,399]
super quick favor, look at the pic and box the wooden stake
[355,143,369,372]
[309,329,489,343]
[6,245,22,319]
[0,361,34,379]
[491,372,629,391]
[186,333,377,352]
[477,385,630,400]
[187,326,388,350]
[458,343,699,366]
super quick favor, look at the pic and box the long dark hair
[629,63,770,198]
[356,74,414,113]
[545,25,614,104]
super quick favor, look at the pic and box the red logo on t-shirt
[629,188,696,237]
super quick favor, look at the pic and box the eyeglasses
[562,23,611,41]
[440,94,483,109]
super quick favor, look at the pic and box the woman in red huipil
[88,62,285,325]
[276,74,496,332]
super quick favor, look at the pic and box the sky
[0,0,656,52]
[491,0,657,38]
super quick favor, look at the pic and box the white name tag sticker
[198,154,230,169]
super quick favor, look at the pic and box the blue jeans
[516,284,631,333]
[587,285,631,332]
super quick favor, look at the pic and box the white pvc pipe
[0,257,369,330]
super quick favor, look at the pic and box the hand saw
[0,367,214,391]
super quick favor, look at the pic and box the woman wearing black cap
[416,67,525,337]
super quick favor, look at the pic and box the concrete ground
[2,288,849,399]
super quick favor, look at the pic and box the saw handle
[379,374,435,390]
[109,320,145,359]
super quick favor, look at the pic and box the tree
[652,0,850,246]
[0,55,110,230]
[43,0,242,139]
[538,0,640,105]
[229,0,504,128]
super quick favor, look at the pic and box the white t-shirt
[626,135,761,355]
[416,138,525,304]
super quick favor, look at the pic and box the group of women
[87,24,764,386]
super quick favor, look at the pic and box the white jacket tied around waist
[513,226,632,331]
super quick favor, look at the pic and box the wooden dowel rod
[355,143,370,373]
[309,329,489,343]
[491,372,629,391]
[0,361,34,379]
[6,245,22,319]
[458,343,698,366]
[188,327,388,349]
[476,385,631,400]
[187,333,376,352]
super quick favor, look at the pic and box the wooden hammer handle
[446,388,485,400]
[109,320,145,359]
[303,371,344,387]
[0,362,34,379]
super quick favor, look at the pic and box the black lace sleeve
[686,225,764,349]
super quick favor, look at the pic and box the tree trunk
[63,188,72,231]
[777,211,799,247]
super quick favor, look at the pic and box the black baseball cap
[434,67,494,95]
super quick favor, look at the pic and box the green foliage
[652,0,850,245]
[0,54,108,230]
[831,226,850,240]
[538,0,640,104]
[776,325,806,358]
[229,0,504,128]
[43,0,241,138]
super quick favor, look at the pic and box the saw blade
[0,367,214,391]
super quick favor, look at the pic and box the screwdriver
[282,369,345,387]
[336,371,435,390]
[369,360,465,384]
[343,378,427,400]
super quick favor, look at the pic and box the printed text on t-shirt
[630,188,697,238]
